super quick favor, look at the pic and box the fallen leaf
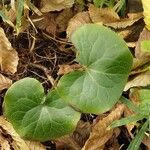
[105,13,143,29]
[40,0,75,12]
[88,5,143,29]
[88,4,119,24]
[143,136,150,149]
[0,27,19,74]
[58,64,82,75]
[25,141,46,150]
[56,8,74,33]
[55,121,91,150]
[135,28,150,59]
[0,116,46,150]
[124,68,150,91]
[141,0,150,30]
[32,13,57,36]
[82,104,125,150]
[0,74,12,91]
[132,58,149,70]
[67,11,91,40]
[127,0,143,13]
[5,8,16,23]
[0,132,11,150]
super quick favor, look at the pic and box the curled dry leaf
[40,0,75,12]
[0,116,46,150]
[141,0,150,30]
[124,69,150,91]
[0,74,12,91]
[56,8,74,33]
[88,4,119,24]
[55,121,91,150]
[0,27,19,74]
[105,13,143,29]
[67,11,91,40]
[142,136,150,149]
[32,13,57,36]
[82,104,125,150]
[58,64,82,75]
[0,132,11,150]
[135,28,150,59]
[88,5,143,29]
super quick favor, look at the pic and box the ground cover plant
[3,24,133,141]
[0,0,150,150]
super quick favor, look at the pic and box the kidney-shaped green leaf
[57,24,133,114]
[4,78,80,141]
[137,86,150,115]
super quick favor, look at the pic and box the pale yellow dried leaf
[0,74,12,90]
[0,27,19,74]
[25,141,46,150]
[0,116,46,150]
[67,11,92,40]
[0,116,29,150]
[58,64,82,75]
[124,69,150,91]
[105,13,143,29]
[0,133,11,150]
[135,28,150,59]
[82,104,125,150]
[141,0,150,30]
[117,29,132,39]
[89,4,119,24]
[132,58,150,70]
[40,0,75,12]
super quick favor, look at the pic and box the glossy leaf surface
[57,24,133,114]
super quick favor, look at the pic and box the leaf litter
[0,0,150,149]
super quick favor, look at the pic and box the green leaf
[4,78,80,141]
[127,120,149,150]
[138,87,150,115]
[120,96,141,114]
[16,0,24,34]
[109,114,145,129]
[141,40,150,52]
[57,24,133,114]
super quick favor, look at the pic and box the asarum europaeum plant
[3,24,133,141]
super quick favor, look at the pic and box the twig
[29,63,55,86]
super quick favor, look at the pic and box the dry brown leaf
[82,104,125,150]
[0,116,46,150]
[0,74,12,91]
[56,8,74,33]
[132,58,150,70]
[5,8,16,23]
[142,136,150,149]
[89,4,119,24]
[25,141,46,150]
[32,13,57,36]
[127,0,143,13]
[88,4,142,29]
[105,13,143,29]
[135,28,150,59]
[40,0,75,12]
[55,121,91,150]
[0,132,11,150]
[124,68,150,91]
[0,27,19,74]
[67,11,92,40]
[58,64,82,75]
